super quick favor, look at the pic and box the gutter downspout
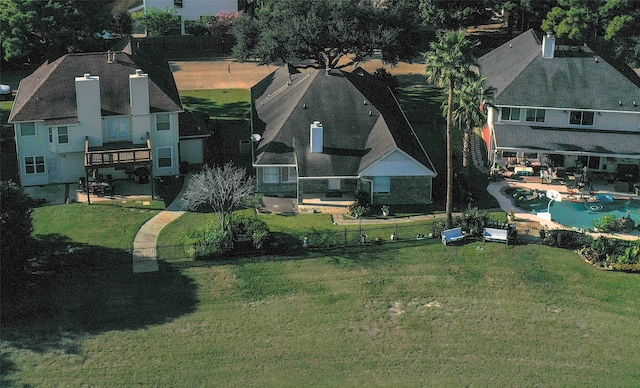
[360,177,374,204]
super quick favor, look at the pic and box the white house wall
[151,112,180,175]
[360,149,434,176]
[15,122,85,186]
[493,106,640,132]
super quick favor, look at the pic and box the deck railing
[84,136,152,167]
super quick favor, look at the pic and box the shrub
[542,230,593,249]
[348,190,372,217]
[184,222,233,259]
[593,214,619,232]
[232,215,270,250]
[461,206,489,237]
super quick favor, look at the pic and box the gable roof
[251,66,436,178]
[478,29,640,112]
[9,39,182,123]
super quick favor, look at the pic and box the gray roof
[251,66,436,178]
[9,40,182,123]
[478,29,640,112]
[494,123,640,156]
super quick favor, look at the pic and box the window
[280,167,297,183]
[501,151,517,158]
[373,176,390,194]
[174,0,183,8]
[569,111,594,126]
[501,107,520,121]
[526,108,545,123]
[156,113,170,131]
[157,147,172,168]
[20,122,35,136]
[106,117,130,141]
[263,167,279,183]
[49,128,54,143]
[57,127,68,143]
[25,156,45,174]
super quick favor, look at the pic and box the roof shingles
[252,66,435,178]
[9,46,182,123]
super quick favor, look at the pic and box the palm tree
[424,30,478,228]
[451,73,494,172]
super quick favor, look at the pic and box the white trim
[360,148,436,177]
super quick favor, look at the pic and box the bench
[483,228,509,244]
[441,227,465,245]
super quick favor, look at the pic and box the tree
[181,163,256,236]
[232,0,421,69]
[447,73,494,171]
[0,0,112,62]
[419,0,495,29]
[541,0,640,68]
[0,181,34,295]
[145,7,180,37]
[541,0,600,41]
[424,30,478,228]
[111,11,133,39]
[501,0,557,37]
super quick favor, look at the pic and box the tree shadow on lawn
[1,234,198,357]
[181,95,250,119]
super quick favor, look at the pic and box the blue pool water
[507,188,640,229]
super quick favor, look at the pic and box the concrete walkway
[132,176,189,273]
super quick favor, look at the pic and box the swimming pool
[506,187,640,229]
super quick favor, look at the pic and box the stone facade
[366,176,432,205]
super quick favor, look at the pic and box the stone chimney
[542,31,556,59]
[75,73,102,145]
[129,69,149,115]
[310,121,323,153]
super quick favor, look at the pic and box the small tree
[0,181,34,295]
[181,163,256,236]
[145,7,180,37]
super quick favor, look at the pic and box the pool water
[507,188,640,229]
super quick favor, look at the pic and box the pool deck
[489,177,640,241]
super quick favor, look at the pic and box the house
[250,65,437,207]
[8,39,196,189]
[143,0,238,35]
[478,29,640,180]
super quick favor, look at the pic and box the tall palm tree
[424,30,478,228]
[451,73,494,172]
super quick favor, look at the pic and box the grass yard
[180,89,251,119]
[0,100,19,182]
[32,203,160,249]
[3,241,640,386]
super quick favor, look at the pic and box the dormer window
[569,110,594,126]
[501,107,520,121]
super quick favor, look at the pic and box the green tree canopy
[232,0,421,69]
[0,0,112,62]
[419,0,495,29]
[0,181,34,295]
[541,0,640,67]
[145,7,181,37]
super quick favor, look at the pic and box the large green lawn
[3,239,639,386]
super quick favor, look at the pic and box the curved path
[132,176,189,273]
